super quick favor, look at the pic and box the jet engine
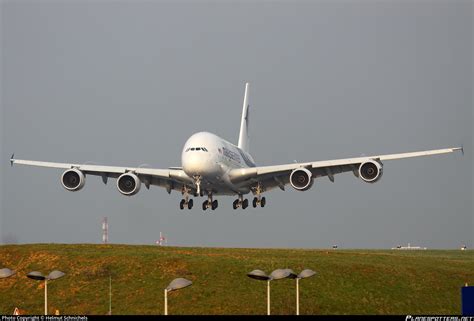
[359,160,383,183]
[117,172,141,196]
[61,168,85,191]
[289,168,314,191]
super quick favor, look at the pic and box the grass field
[0,244,472,315]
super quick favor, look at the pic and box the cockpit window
[186,147,208,152]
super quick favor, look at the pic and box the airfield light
[247,269,269,281]
[271,269,297,280]
[164,278,192,315]
[0,268,15,279]
[295,269,316,315]
[247,269,295,315]
[27,270,65,315]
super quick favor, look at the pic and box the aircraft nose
[183,153,210,177]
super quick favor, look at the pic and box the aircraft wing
[229,147,463,191]
[10,156,192,193]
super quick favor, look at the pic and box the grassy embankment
[0,244,472,315]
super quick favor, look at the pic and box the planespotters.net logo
[406,316,474,321]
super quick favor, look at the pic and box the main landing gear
[252,196,266,208]
[202,193,218,211]
[179,179,267,210]
[251,183,266,208]
[179,185,193,210]
[180,198,193,210]
[233,195,249,210]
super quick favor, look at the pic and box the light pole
[247,269,295,315]
[295,269,316,315]
[27,270,65,315]
[108,275,112,315]
[164,278,192,315]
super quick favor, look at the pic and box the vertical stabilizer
[238,82,250,153]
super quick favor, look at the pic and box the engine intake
[290,168,314,191]
[61,168,85,191]
[359,160,383,183]
[117,172,141,196]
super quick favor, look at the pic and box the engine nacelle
[117,172,141,196]
[359,160,383,183]
[289,168,314,191]
[61,168,85,191]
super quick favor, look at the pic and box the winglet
[10,153,15,167]
[454,146,464,156]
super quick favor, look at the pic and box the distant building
[391,243,427,250]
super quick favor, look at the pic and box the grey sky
[1,0,472,249]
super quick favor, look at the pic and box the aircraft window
[187,147,208,152]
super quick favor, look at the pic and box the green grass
[0,244,472,315]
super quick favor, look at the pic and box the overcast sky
[1,0,472,249]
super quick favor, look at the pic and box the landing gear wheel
[252,197,258,208]
[232,199,239,210]
[202,200,208,211]
[260,197,266,208]
[211,200,218,210]
[242,199,249,209]
[188,199,194,209]
[179,199,185,210]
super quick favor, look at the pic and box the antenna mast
[156,232,167,246]
[102,217,109,244]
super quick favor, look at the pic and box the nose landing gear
[193,175,202,196]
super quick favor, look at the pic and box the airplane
[10,83,463,211]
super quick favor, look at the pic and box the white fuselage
[181,132,256,195]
